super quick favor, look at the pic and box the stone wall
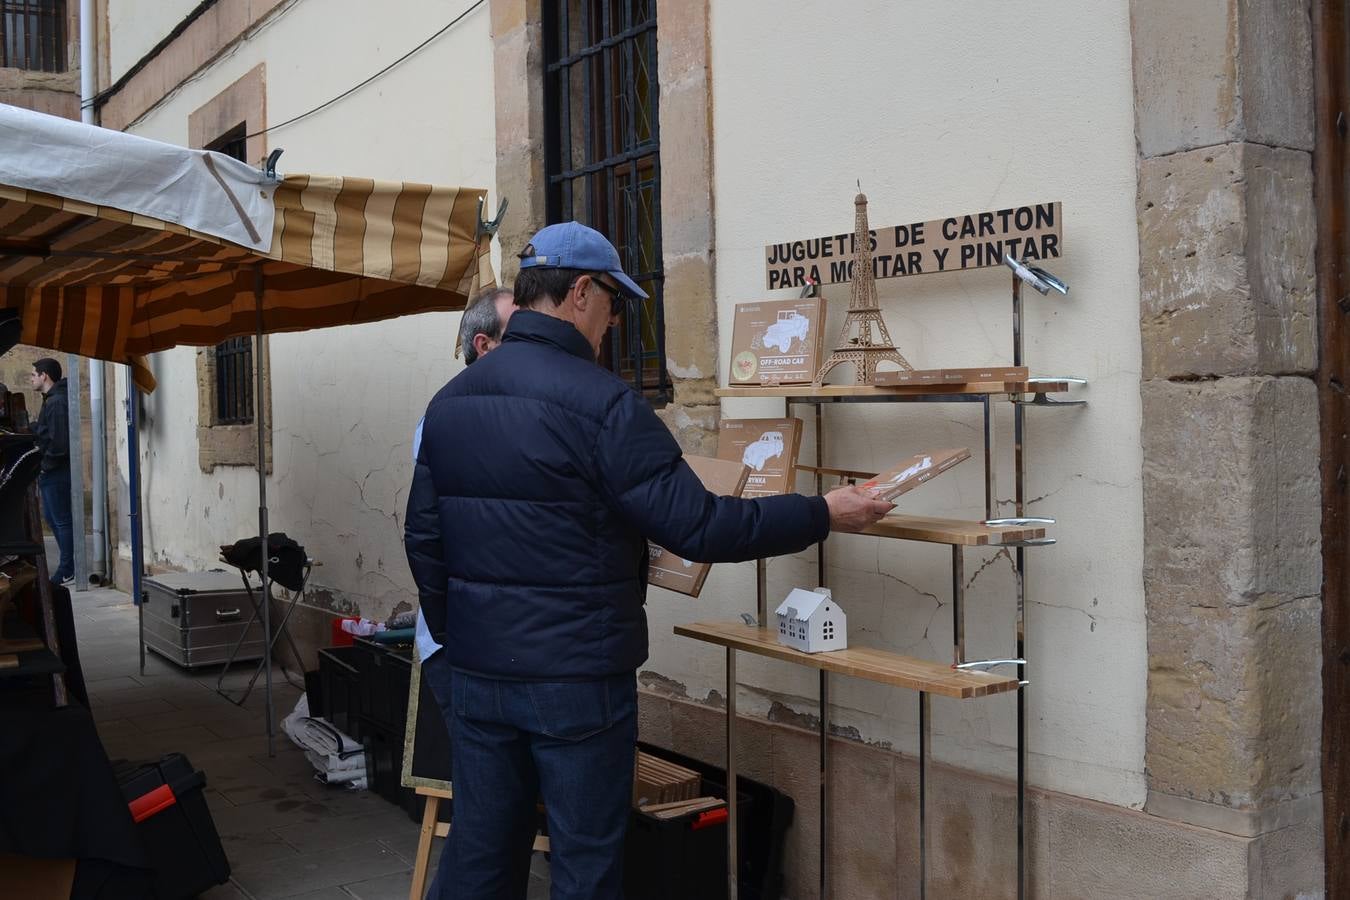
[1131,0,1324,892]
[642,690,1313,899]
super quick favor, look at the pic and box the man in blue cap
[405,222,890,899]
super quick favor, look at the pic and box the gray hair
[459,287,514,364]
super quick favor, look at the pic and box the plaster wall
[109,0,498,620]
[107,0,211,84]
[640,0,1147,810]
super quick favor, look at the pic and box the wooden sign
[728,298,825,385]
[717,418,803,499]
[764,201,1061,290]
[861,447,971,502]
[648,455,751,597]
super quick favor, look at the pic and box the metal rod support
[755,558,767,627]
[919,691,930,899]
[1012,269,1028,900]
[819,669,829,899]
[815,404,825,586]
[253,264,275,757]
[726,647,738,900]
[952,544,965,666]
[983,394,997,521]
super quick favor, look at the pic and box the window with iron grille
[207,126,254,425]
[543,0,669,402]
[1,0,66,72]
[213,336,254,425]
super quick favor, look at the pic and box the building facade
[89,1,1336,896]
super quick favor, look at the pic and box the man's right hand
[823,485,894,533]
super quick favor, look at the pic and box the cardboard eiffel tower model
[815,191,913,384]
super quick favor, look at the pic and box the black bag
[219,531,307,591]
[116,753,230,899]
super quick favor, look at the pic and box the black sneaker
[59,575,74,587]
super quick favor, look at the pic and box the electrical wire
[245,0,486,139]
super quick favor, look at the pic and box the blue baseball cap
[517,222,649,300]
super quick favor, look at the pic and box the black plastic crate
[352,638,413,736]
[317,645,363,740]
[362,721,419,819]
[116,752,230,899]
[636,742,793,900]
[624,801,732,899]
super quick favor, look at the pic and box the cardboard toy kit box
[861,447,971,502]
[716,418,803,499]
[728,298,825,385]
[647,456,750,597]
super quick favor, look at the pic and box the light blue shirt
[411,415,442,662]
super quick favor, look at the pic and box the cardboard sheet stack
[631,750,725,819]
[281,695,368,789]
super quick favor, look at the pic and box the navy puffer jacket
[404,310,829,680]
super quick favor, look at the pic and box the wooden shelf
[860,514,1046,546]
[0,646,64,678]
[675,622,1018,699]
[716,380,1074,401]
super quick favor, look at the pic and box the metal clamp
[955,658,1025,671]
[476,196,509,242]
[1015,393,1088,408]
[1001,537,1058,548]
[263,149,284,182]
[985,516,1056,527]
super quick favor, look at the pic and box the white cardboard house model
[775,587,847,653]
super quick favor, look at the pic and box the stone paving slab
[67,583,555,898]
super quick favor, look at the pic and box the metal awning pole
[127,366,144,675]
[254,263,274,756]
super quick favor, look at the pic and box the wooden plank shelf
[715,380,1074,401]
[674,622,1019,699]
[860,514,1047,546]
[0,646,64,678]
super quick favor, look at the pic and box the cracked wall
[640,0,1151,816]
[111,0,499,631]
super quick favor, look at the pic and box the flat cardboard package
[860,447,971,502]
[647,455,750,597]
[728,298,825,385]
[872,365,1029,386]
[716,417,804,499]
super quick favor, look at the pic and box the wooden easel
[407,784,551,900]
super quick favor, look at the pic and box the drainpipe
[81,0,108,584]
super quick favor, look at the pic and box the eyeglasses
[586,275,625,316]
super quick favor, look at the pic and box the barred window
[1,0,66,72]
[543,0,669,402]
[207,126,254,426]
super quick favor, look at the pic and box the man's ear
[472,332,493,358]
[571,274,592,312]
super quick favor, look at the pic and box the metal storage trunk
[142,571,264,668]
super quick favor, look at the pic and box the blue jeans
[38,467,73,582]
[431,670,637,900]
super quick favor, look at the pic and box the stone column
[1131,0,1325,894]
[652,0,719,455]
[489,0,545,284]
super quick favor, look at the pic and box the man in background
[30,357,73,586]
[411,287,516,712]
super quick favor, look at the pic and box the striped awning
[0,174,493,392]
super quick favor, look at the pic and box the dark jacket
[404,310,830,680]
[33,379,69,474]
